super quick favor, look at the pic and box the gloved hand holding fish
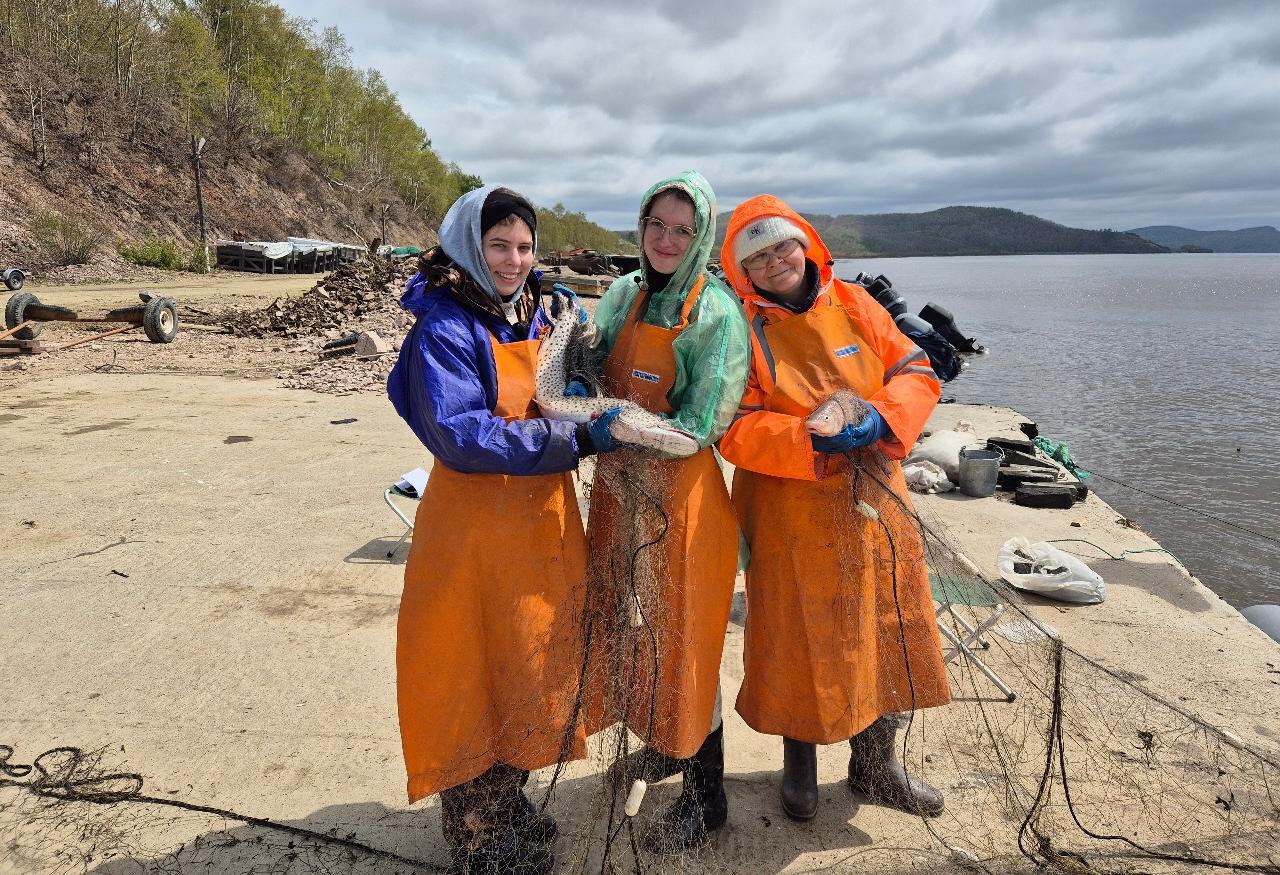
[535,290,701,457]
[806,390,889,452]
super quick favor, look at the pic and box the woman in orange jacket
[717,195,951,822]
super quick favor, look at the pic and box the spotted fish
[535,292,700,457]
[805,390,871,436]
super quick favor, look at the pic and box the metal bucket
[958,446,1003,498]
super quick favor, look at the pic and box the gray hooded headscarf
[438,184,538,307]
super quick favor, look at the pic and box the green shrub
[187,242,211,273]
[29,213,100,266]
[119,237,184,271]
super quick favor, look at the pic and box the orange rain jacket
[716,195,950,743]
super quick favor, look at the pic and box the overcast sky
[277,0,1279,232]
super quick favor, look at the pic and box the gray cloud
[277,0,1280,231]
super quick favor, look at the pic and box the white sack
[906,420,975,481]
[996,536,1106,604]
[903,460,955,493]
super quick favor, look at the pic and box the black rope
[1026,650,1280,874]
[1081,468,1280,548]
[0,745,446,871]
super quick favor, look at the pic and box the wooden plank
[0,320,37,342]
[56,324,138,351]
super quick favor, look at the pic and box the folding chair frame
[384,487,415,558]
[935,601,1017,702]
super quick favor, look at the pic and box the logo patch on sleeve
[631,369,661,384]
[834,344,861,358]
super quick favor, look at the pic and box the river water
[833,253,1280,609]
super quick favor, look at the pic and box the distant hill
[1128,225,1280,253]
[713,206,1168,258]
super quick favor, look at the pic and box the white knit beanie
[733,216,807,266]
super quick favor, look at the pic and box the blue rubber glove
[550,284,589,324]
[586,406,624,454]
[564,380,590,397]
[811,407,890,453]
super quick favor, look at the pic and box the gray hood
[438,184,538,305]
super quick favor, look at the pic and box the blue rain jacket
[388,272,581,476]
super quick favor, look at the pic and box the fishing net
[530,444,1280,875]
[3,440,1279,874]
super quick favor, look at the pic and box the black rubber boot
[441,766,555,875]
[847,715,944,818]
[779,737,818,821]
[608,744,687,785]
[510,787,559,845]
[642,727,728,855]
[448,826,553,875]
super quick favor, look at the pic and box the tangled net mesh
[4,445,1278,873]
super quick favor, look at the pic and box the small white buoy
[625,779,648,817]
[630,594,644,628]
[955,552,981,576]
[856,500,879,521]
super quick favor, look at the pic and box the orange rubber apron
[585,279,738,759]
[733,302,950,744]
[397,332,588,803]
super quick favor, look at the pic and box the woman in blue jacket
[388,185,617,875]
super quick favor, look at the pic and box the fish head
[805,399,846,436]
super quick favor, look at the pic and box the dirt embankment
[0,65,438,277]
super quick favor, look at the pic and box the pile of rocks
[222,255,418,338]
[216,255,422,395]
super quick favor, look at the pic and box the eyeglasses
[743,238,802,271]
[642,216,697,242]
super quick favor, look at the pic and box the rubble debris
[221,256,417,339]
[213,255,420,394]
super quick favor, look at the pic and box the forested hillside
[537,204,637,255]
[1128,225,1280,253]
[0,0,625,272]
[715,205,1169,258]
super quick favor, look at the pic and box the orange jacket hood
[720,195,834,309]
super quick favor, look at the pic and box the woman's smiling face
[745,238,807,297]
[642,192,697,275]
[482,216,535,296]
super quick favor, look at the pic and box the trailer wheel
[142,296,179,343]
[4,292,41,340]
[2,269,24,291]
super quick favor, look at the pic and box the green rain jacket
[591,171,750,448]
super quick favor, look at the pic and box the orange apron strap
[489,333,541,422]
[601,277,704,413]
[675,275,706,329]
